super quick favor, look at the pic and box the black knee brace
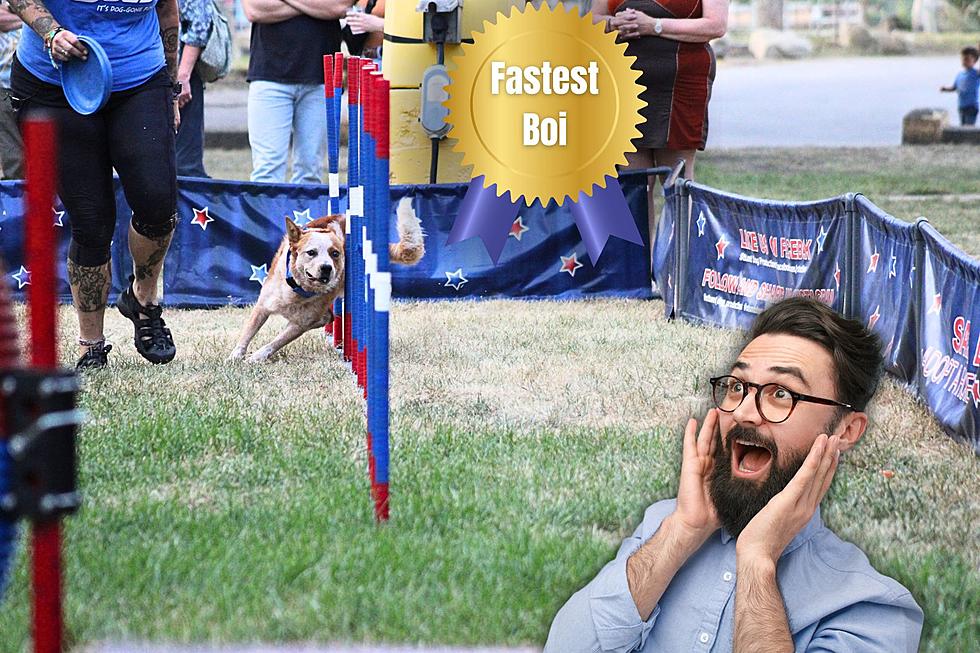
[68,238,112,268]
[131,210,178,239]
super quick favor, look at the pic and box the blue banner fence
[0,170,975,449]
[656,178,980,451]
[0,172,657,309]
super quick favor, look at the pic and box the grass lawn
[0,147,977,651]
[0,302,976,651]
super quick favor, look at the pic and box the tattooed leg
[129,221,173,308]
[67,258,110,357]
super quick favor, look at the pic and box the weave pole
[343,56,362,367]
[23,116,64,653]
[326,57,389,522]
[367,72,391,521]
[357,62,377,395]
[358,62,374,497]
[330,53,344,348]
[323,54,345,348]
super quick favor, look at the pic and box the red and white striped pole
[23,116,65,653]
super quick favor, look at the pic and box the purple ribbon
[447,175,643,264]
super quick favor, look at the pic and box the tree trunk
[911,0,939,32]
[753,0,784,29]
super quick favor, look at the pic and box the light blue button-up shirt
[545,499,922,653]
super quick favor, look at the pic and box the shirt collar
[719,506,824,556]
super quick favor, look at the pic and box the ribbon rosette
[443,3,645,264]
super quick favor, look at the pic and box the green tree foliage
[946,0,979,21]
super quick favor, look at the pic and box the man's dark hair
[748,298,883,412]
[963,47,979,60]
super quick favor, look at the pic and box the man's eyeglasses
[708,375,853,424]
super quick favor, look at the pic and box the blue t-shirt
[953,68,980,108]
[17,0,165,91]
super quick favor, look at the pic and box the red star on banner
[868,306,881,330]
[715,236,729,260]
[972,379,980,407]
[509,216,529,241]
[834,263,841,290]
[192,207,214,231]
[867,248,879,273]
[560,253,583,277]
[927,293,942,315]
[883,336,894,358]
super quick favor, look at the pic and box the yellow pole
[384,0,523,183]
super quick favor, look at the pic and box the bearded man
[544,297,923,653]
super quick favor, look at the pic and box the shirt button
[723,571,733,582]
[699,632,710,644]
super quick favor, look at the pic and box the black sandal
[76,341,112,370]
[117,275,176,364]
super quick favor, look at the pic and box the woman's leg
[175,70,208,178]
[48,107,116,359]
[290,83,327,185]
[653,148,697,180]
[108,81,178,307]
[247,80,294,183]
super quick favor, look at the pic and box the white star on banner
[292,208,313,226]
[696,211,706,237]
[11,265,30,289]
[52,208,65,227]
[444,268,468,290]
[249,264,269,285]
[816,226,828,253]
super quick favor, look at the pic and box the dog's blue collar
[285,249,317,299]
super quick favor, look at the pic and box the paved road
[709,56,957,148]
[203,56,961,148]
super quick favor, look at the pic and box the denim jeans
[176,70,208,178]
[960,105,978,127]
[247,80,326,184]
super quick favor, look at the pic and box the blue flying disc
[60,35,112,115]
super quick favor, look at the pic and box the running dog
[230,197,424,362]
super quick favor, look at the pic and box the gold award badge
[444,3,645,263]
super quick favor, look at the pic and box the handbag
[195,0,232,83]
[342,0,379,57]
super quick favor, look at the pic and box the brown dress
[614,0,716,150]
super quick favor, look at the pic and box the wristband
[43,26,66,69]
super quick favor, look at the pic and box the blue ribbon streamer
[447,175,643,264]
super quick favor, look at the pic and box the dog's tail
[389,196,425,265]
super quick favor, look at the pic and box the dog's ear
[333,213,347,237]
[285,218,303,244]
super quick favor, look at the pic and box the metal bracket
[421,1,461,45]
[0,369,83,523]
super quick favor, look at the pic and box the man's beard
[708,424,809,539]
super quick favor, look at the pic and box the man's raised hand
[671,409,721,543]
[736,434,841,566]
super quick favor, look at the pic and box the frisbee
[60,35,112,115]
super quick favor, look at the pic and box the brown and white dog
[230,197,424,362]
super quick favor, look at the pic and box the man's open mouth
[731,438,774,480]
